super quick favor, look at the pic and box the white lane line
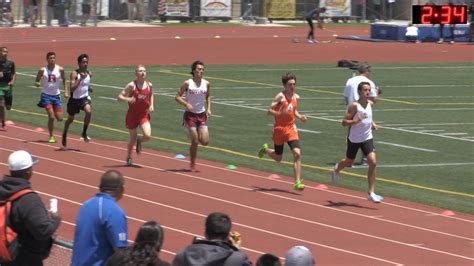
[376,141,437,152]
[382,122,474,127]
[4,129,474,233]
[3,137,473,262]
[353,162,474,168]
[0,150,401,265]
[98,96,116,101]
[399,127,425,130]
[418,130,446,133]
[440,133,468,136]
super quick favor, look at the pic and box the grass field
[8,62,474,214]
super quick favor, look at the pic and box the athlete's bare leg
[188,128,199,171]
[366,152,377,194]
[292,147,302,182]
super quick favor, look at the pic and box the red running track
[0,123,473,265]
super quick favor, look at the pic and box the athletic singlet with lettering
[348,102,373,143]
[127,80,152,116]
[274,94,297,128]
[41,65,61,96]
[186,78,207,114]
[72,71,90,99]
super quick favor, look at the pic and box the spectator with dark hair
[71,170,128,266]
[0,150,61,266]
[172,212,251,266]
[285,246,315,266]
[256,253,281,266]
[106,220,170,266]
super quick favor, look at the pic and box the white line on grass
[418,130,445,133]
[353,162,474,168]
[440,133,468,136]
[98,96,116,101]
[382,122,474,127]
[15,72,473,143]
[376,141,437,152]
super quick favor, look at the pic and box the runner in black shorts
[62,54,93,148]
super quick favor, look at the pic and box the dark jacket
[172,238,252,266]
[0,175,61,263]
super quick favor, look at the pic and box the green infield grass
[8,62,474,214]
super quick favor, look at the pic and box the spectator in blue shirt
[71,170,128,266]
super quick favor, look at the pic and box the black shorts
[82,4,91,15]
[274,140,301,155]
[346,138,375,160]
[67,97,91,116]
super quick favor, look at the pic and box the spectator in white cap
[285,245,315,266]
[0,150,61,265]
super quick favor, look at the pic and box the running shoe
[294,180,305,191]
[126,157,133,166]
[368,192,384,203]
[360,157,368,166]
[257,143,268,158]
[81,133,91,143]
[136,136,142,154]
[331,163,339,184]
[48,136,56,143]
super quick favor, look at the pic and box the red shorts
[126,112,150,129]
[183,111,207,128]
[272,125,299,145]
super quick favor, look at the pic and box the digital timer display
[412,5,467,24]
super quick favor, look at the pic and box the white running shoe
[331,163,339,184]
[368,192,384,203]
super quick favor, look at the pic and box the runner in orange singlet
[258,72,307,190]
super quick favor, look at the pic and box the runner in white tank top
[72,72,91,99]
[175,60,212,172]
[185,78,208,114]
[34,52,66,143]
[40,65,62,95]
[332,81,383,203]
[348,102,373,143]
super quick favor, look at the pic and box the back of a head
[357,63,371,74]
[135,221,164,252]
[285,246,315,266]
[256,253,281,266]
[99,170,124,195]
[205,212,231,241]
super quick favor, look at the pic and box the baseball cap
[8,150,39,171]
[285,246,315,266]
[357,63,371,74]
